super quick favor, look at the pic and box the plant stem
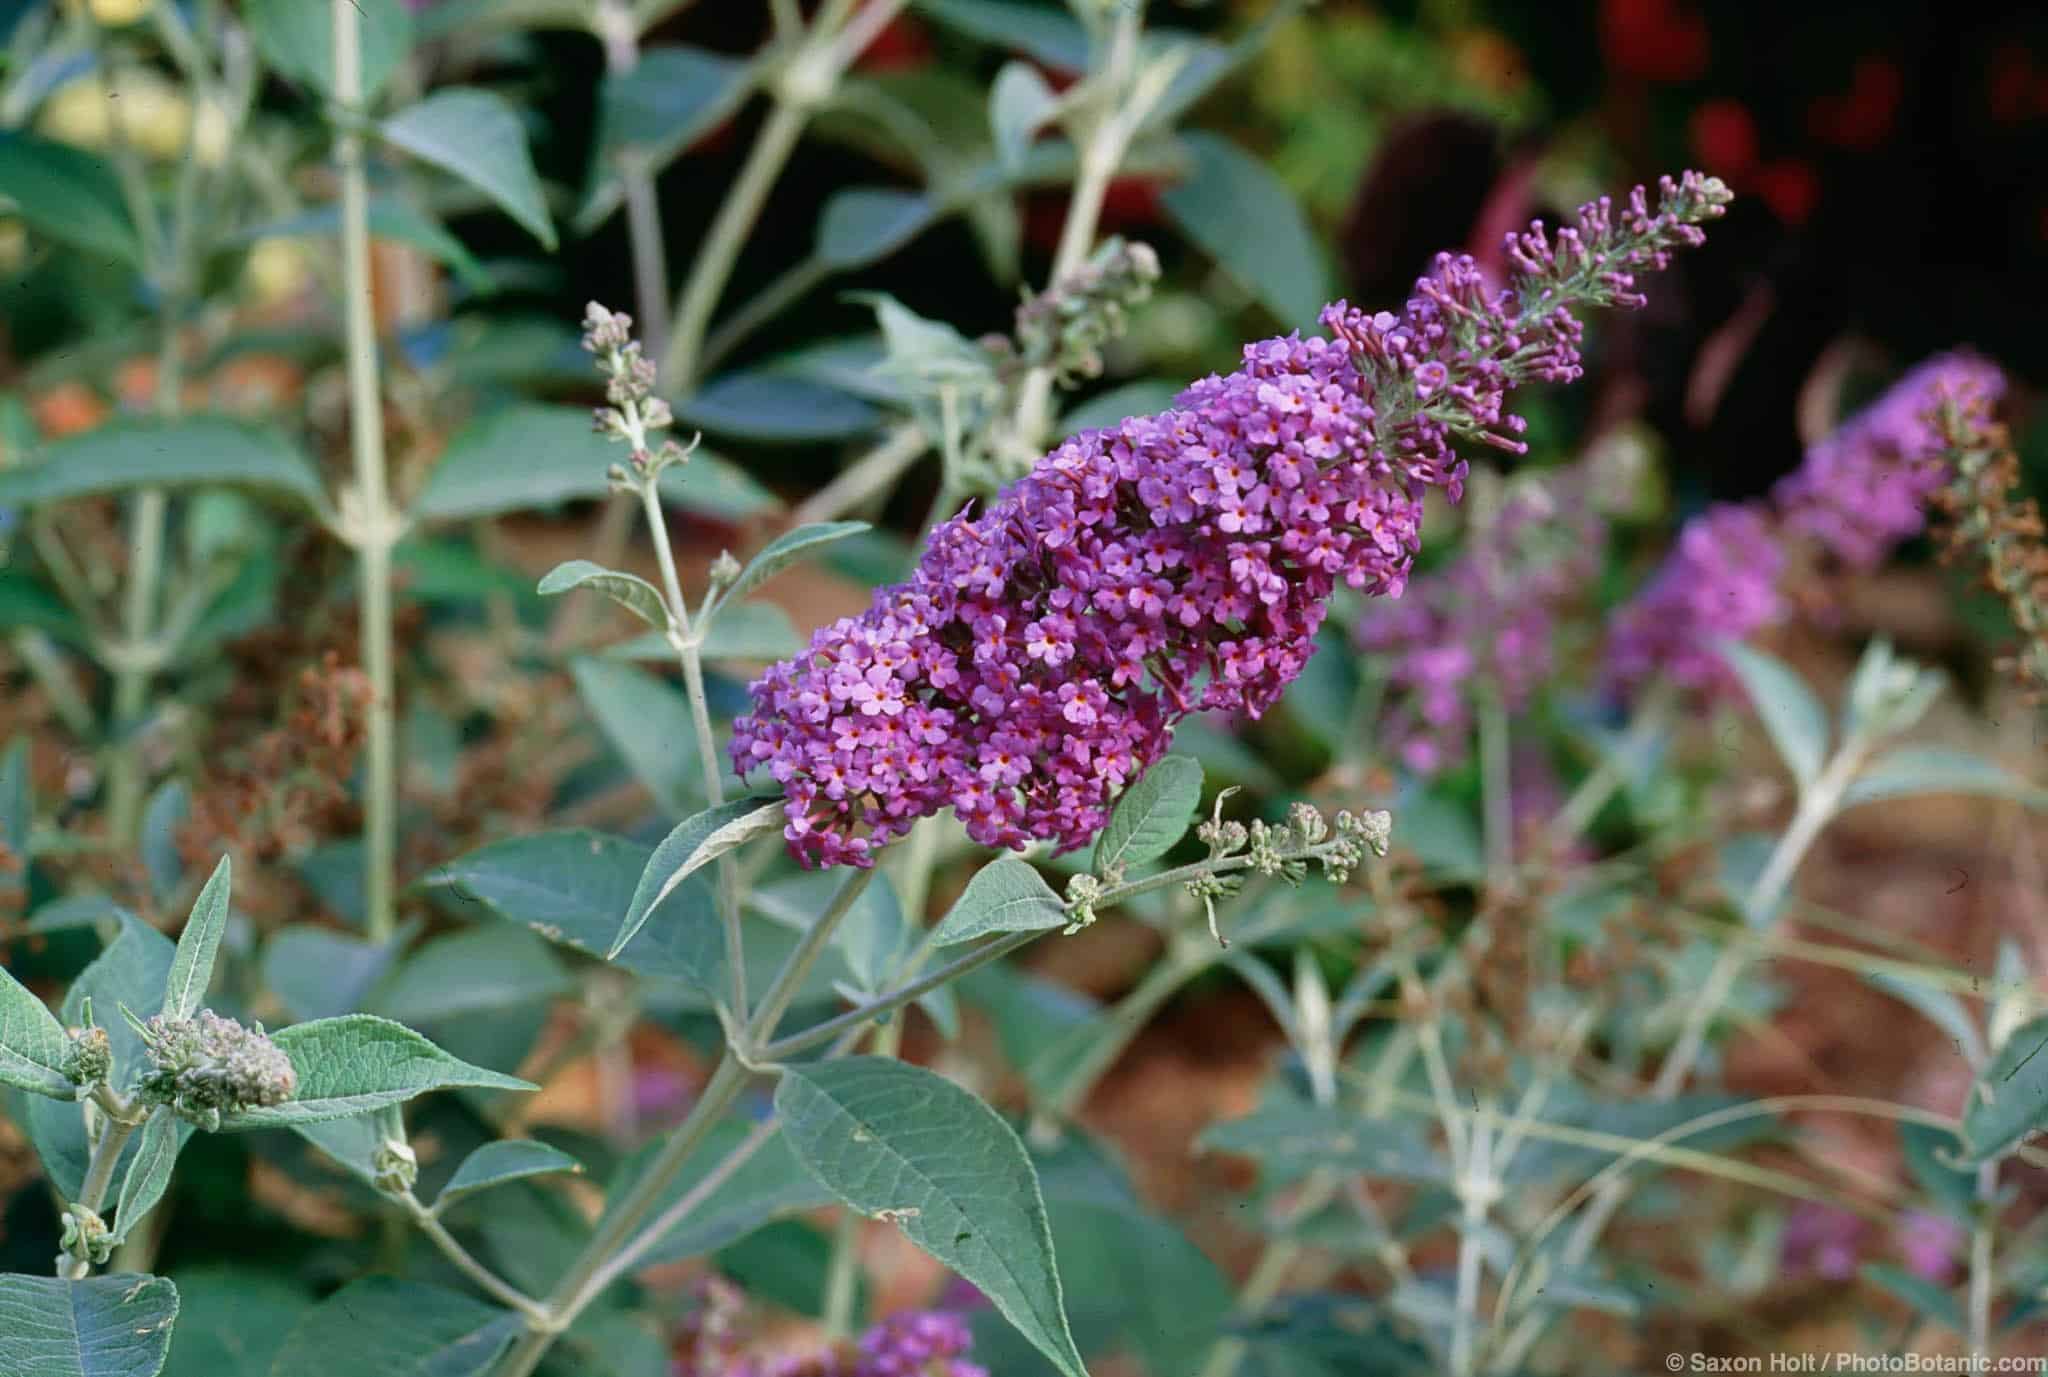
[1478,685,1513,893]
[399,1191,550,1323]
[335,0,399,944]
[1970,1160,1997,1363]
[638,477,748,1019]
[761,926,1036,1062]
[57,1093,142,1279]
[1047,949,1201,1120]
[748,866,876,1045]
[791,424,929,526]
[596,0,670,361]
[1451,1108,1494,1377]
[1542,681,1675,854]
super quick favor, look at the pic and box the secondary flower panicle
[1605,350,2007,697]
[1931,392,2048,702]
[734,174,1728,867]
[134,1009,296,1130]
[1773,351,2006,569]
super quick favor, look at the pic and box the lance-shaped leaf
[163,856,232,1020]
[712,522,870,614]
[0,417,329,514]
[775,1057,1088,1377]
[1161,132,1329,328]
[569,657,704,817]
[433,1139,583,1213]
[0,962,77,1099]
[989,61,1061,170]
[1721,641,1828,791]
[0,132,143,266]
[1842,746,2048,812]
[0,1273,179,1377]
[536,560,672,632]
[217,1015,534,1129]
[267,1278,519,1377]
[1095,754,1202,874]
[1962,1014,2048,1162]
[816,188,938,269]
[604,1117,831,1268]
[113,1109,189,1243]
[929,858,1067,946]
[290,1105,408,1188]
[245,0,411,103]
[613,798,784,957]
[382,89,556,250]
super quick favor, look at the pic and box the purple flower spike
[1774,353,2007,570]
[735,175,1729,867]
[854,1311,985,1377]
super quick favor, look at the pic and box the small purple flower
[1781,1202,1869,1281]
[1774,353,2006,570]
[1897,1209,1966,1285]
[853,1311,986,1377]
[734,175,1728,866]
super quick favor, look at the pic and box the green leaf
[1160,132,1329,328]
[832,871,907,996]
[929,858,1067,947]
[1963,1014,2048,1162]
[1867,972,1985,1066]
[614,798,784,959]
[267,1278,519,1377]
[714,521,871,613]
[261,925,401,1023]
[425,830,724,988]
[775,1057,1088,1377]
[381,89,556,250]
[604,1117,832,1268]
[1861,1262,1965,1333]
[435,1140,583,1212]
[1721,642,1828,790]
[163,856,231,1020]
[0,735,29,867]
[1095,753,1202,873]
[1198,1102,1450,1186]
[583,45,755,230]
[989,62,1060,170]
[0,417,329,513]
[0,1273,180,1377]
[113,1109,188,1242]
[245,0,412,103]
[1715,832,1783,929]
[0,961,76,1099]
[159,1267,311,1377]
[1901,1121,1977,1222]
[1059,381,1183,438]
[367,926,572,1025]
[817,188,938,269]
[536,560,672,631]
[217,1015,533,1129]
[569,657,702,817]
[0,132,142,265]
[676,373,880,443]
[1842,746,2048,811]
[915,0,1091,69]
[141,782,192,906]
[290,1104,407,1188]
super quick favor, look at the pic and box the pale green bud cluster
[66,1025,111,1090]
[135,1009,296,1131]
[1002,237,1162,386]
[1185,793,1395,945]
[373,1138,419,1195]
[582,300,694,476]
[60,1204,112,1265]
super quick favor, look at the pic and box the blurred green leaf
[1161,131,1330,328]
[267,1279,518,1377]
[1198,1102,1449,1186]
[160,1266,312,1377]
[1962,1014,2048,1162]
[382,89,556,250]
[606,1117,832,1268]
[989,61,1060,170]
[1721,642,1827,790]
[1058,379,1181,437]
[0,1273,180,1377]
[569,656,702,817]
[915,0,1091,70]
[0,132,143,265]
[236,201,492,294]
[677,372,881,443]
[583,45,755,231]
[817,188,938,269]
[246,0,412,103]
[367,926,572,1026]
[1861,1262,1964,1333]
[0,960,76,1099]
[261,925,400,1022]
[1842,746,2047,811]
[0,417,329,513]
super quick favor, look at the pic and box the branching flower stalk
[334,0,400,944]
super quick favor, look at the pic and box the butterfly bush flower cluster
[677,1283,984,1377]
[134,1008,296,1130]
[1607,352,2006,696]
[1355,471,1603,773]
[733,174,1730,866]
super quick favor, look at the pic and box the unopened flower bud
[135,1010,296,1131]
[1062,872,1104,934]
[60,1204,113,1265]
[709,551,743,589]
[67,1026,111,1090]
[373,1138,418,1194]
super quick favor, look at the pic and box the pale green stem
[1478,685,1513,893]
[790,424,928,526]
[1451,1108,1494,1377]
[1970,1161,1997,1363]
[57,1090,143,1279]
[14,632,95,738]
[335,0,399,944]
[596,0,670,361]
[637,477,747,1019]
[1543,680,1676,853]
[398,1191,550,1323]
[1047,949,1202,1120]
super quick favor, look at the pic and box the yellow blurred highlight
[40,68,229,167]
[60,0,155,25]
[244,239,315,310]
